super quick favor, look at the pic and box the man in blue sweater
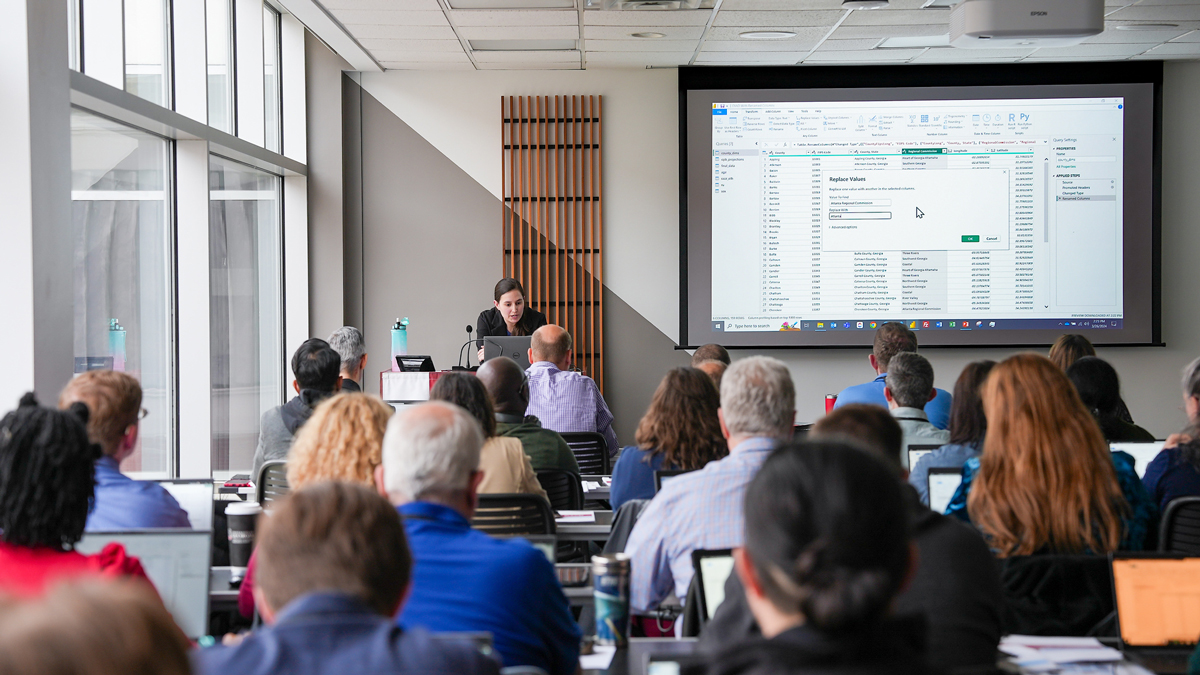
[834,322,953,430]
[378,401,581,675]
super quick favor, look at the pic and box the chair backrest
[472,494,556,537]
[256,460,289,506]
[1160,497,1200,555]
[560,431,610,475]
[535,469,583,511]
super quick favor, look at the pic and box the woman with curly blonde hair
[239,392,393,619]
[287,393,393,489]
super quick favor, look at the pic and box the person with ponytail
[701,441,930,675]
[0,394,150,596]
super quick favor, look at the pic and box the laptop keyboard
[1134,650,1192,675]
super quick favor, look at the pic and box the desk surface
[557,510,614,541]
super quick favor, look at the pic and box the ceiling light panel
[583,24,705,38]
[328,9,450,25]
[449,10,578,25]
[458,25,581,39]
[713,10,845,26]
[583,10,713,26]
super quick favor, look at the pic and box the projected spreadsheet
[709,98,1125,333]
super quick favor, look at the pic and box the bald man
[524,325,619,456]
[477,357,579,476]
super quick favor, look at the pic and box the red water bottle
[825,394,837,414]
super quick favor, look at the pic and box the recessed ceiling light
[843,0,888,9]
[631,32,667,38]
[739,30,797,40]
[1114,23,1180,31]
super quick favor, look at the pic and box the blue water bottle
[109,319,127,372]
[390,318,409,371]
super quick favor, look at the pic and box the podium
[379,371,450,404]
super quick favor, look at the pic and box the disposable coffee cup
[226,501,263,582]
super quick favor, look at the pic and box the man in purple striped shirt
[524,325,619,456]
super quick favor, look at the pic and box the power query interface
[709,97,1125,333]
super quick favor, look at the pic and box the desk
[557,510,614,541]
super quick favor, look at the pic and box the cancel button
[984,236,1001,242]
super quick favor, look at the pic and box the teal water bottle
[390,318,409,371]
[109,319,127,372]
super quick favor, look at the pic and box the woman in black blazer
[476,278,547,359]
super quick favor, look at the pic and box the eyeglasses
[137,407,150,420]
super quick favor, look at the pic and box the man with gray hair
[377,402,580,675]
[327,326,367,393]
[624,356,796,612]
[885,351,949,468]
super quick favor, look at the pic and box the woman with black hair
[0,394,149,596]
[476,279,548,363]
[701,441,930,675]
[908,360,995,506]
[1066,357,1154,443]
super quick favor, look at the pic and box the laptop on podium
[1111,553,1200,674]
[482,336,532,369]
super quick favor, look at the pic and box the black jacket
[476,306,548,339]
[690,617,939,675]
[701,485,1002,674]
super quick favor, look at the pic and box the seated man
[691,344,730,367]
[252,338,342,479]
[477,356,579,475]
[624,356,795,612]
[834,322,952,429]
[524,325,618,455]
[194,482,499,675]
[59,370,190,530]
[378,402,581,675]
[700,404,1003,674]
[327,326,368,393]
[885,352,950,467]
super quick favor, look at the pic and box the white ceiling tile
[1083,26,1192,44]
[701,38,822,51]
[371,49,471,61]
[458,24,580,39]
[712,10,844,27]
[1106,5,1200,21]
[817,38,885,50]
[381,61,476,70]
[695,51,805,62]
[585,51,693,64]
[829,24,949,38]
[324,0,442,9]
[803,48,922,61]
[330,9,450,25]
[449,9,579,25]
[1141,41,1200,56]
[583,10,712,26]
[1031,42,1153,57]
[718,0,844,9]
[343,24,459,39]
[705,25,828,40]
[1131,52,1200,59]
[842,8,948,26]
[586,38,698,50]
[584,24,705,39]
[910,47,1033,60]
[360,38,468,52]
[471,49,581,62]
[477,61,582,68]
[1171,30,1200,42]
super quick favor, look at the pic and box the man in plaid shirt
[624,356,796,612]
[524,325,619,456]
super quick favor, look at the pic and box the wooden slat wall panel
[501,95,604,391]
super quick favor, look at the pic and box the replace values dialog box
[821,169,1010,252]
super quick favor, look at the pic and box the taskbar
[711,318,1123,333]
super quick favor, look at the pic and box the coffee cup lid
[226,501,264,516]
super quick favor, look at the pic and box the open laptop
[928,467,964,515]
[654,470,689,494]
[1111,441,1166,479]
[482,336,533,369]
[906,444,943,472]
[156,479,214,531]
[1110,553,1200,674]
[691,549,735,622]
[76,529,212,639]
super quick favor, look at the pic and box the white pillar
[177,140,213,478]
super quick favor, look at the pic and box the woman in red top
[0,393,150,596]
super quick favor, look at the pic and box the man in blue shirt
[59,370,190,531]
[195,482,499,675]
[834,322,953,430]
[378,401,581,675]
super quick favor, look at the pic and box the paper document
[579,645,617,670]
[555,510,597,523]
[1000,635,1123,665]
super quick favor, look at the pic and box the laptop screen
[928,468,963,515]
[696,553,735,619]
[76,530,211,639]
[1113,557,1200,647]
[156,480,214,531]
[1110,442,1165,479]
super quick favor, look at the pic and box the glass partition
[207,0,235,133]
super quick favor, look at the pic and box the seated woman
[908,360,994,506]
[1050,333,1135,424]
[476,278,547,362]
[1066,356,1155,443]
[430,373,547,500]
[1144,356,1200,512]
[610,367,726,511]
[0,394,149,596]
[239,392,394,617]
[946,353,1155,553]
[699,440,929,675]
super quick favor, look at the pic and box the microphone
[457,325,475,369]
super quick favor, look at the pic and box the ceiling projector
[950,0,1104,48]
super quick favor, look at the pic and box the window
[263,4,283,153]
[207,0,235,133]
[209,155,283,472]
[70,109,175,476]
[68,0,81,71]
[124,0,170,107]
